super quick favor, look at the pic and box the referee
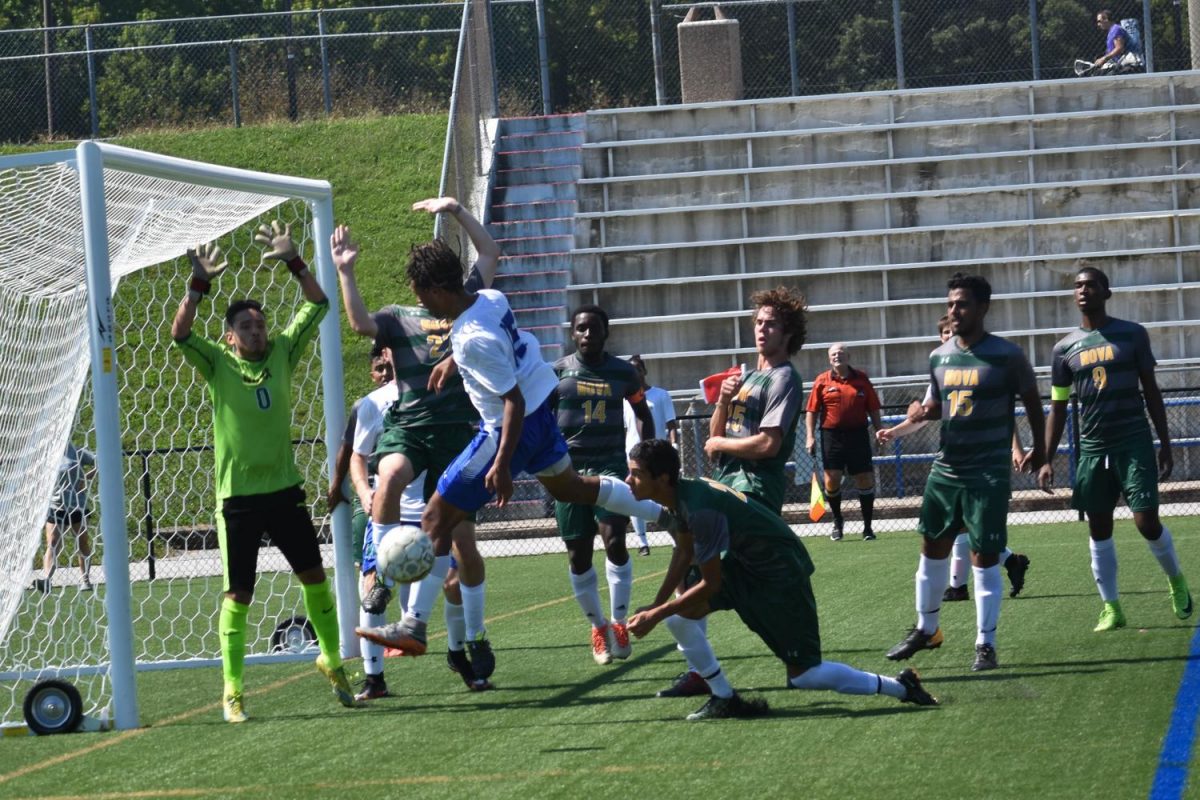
[805,343,882,541]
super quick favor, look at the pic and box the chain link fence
[2,1,1195,143]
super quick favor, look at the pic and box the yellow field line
[13,758,720,800]
[0,567,668,787]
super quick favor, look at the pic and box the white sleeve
[461,334,518,397]
[352,400,384,456]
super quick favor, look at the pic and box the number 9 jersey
[175,299,327,500]
[928,333,1035,487]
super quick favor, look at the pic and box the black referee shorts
[820,427,874,475]
[219,485,324,596]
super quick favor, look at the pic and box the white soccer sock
[444,600,466,651]
[597,476,663,522]
[1147,526,1183,578]
[405,554,451,624]
[359,607,386,676]
[633,517,649,548]
[949,534,970,589]
[973,564,1003,646]
[397,582,411,616]
[664,614,730,697]
[569,567,607,628]
[460,580,487,640]
[605,558,633,623]
[1090,537,1120,603]
[788,661,903,697]
[916,554,951,633]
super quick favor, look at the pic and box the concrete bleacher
[566,71,1200,399]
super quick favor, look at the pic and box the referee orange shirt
[806,368,881,429]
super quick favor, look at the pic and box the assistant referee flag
[809,473,826,522]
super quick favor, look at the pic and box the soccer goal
[0,142,356,733]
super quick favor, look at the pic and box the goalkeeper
[171,222,360,723]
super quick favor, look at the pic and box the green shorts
[918,474,1010,555]
[371,423,477,502]
[1073,440,1159,516]
[708,556,822,669]
[350,494,368,563]
[556,467,625,541]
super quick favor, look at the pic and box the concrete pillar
[678,8,742,104]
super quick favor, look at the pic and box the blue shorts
[437,398,570,513]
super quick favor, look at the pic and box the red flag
[699,365,744,404]
[809,473,827,522]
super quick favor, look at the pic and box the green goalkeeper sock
[301,578,342,670]
[219,598,249,695]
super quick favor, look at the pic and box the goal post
[0,142,356,733]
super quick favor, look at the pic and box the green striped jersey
[552,352,643,472]
[372,305,478,428]
[928,334,1035,485]
[711,363,803,513]
[1050,318,1155,454]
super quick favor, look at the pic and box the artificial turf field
[1,517,1198,800]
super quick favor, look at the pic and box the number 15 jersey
[928,333,1035,487]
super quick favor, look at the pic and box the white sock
[605,558,633,623]
[916,555,951,633]
[569,567,607,628]
[973,564,1002,646]
[788,661,899,697]
[444,600,466,651]
[1090,537,1120,603]
[664,614,730,697]
[597,476,663,522]
[633,517,649,548]
[1000,547,1013,563]
[359,607,386,676]
[950,534,970,589]
[460,580,487,640]
[405,554,451,624]
[1147,526,1182,578]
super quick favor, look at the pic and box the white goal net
[0,145,352,731]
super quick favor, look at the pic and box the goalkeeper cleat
[656,670,710,698]
[353,674,389,702]
[360,581,392,615]
[356,618,427,656]
[896,668,938,706]
[316,654,364,708]
[222,691,248,724]
[1005,553,1031,598]
[971,643,998,672]
[1094,601,1127,632]
[942,585,969,602]
[610,622,632,660]
[32,578,49,594]
[467,634,496,680]
[592,624,613,665]
[685,692,769,721]
[886,626,944,661]
[1169,574,1193,620]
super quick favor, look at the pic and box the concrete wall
[571,72,1200,396]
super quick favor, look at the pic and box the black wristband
[189,276,210,296]
[286,256,308,276]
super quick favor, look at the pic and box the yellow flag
[809,474,826,522]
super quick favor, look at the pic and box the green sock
[219,598,249,695]
[301,578,341,669]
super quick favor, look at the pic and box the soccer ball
[376,525,435,584]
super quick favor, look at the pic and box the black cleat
[686,692,769,721]
[862,529,877,541]
[942,585,970,602]
[467,636,495,680]
[360,582,392,615]
[1005,553,1030,598]
[886,626,944,661]
[353,673,390,701]
[830,521,844,542]
[31,578,49,593]
[447,648,492,691]
[972,643,998,671]
[896,668,938,706]
[656,670,711,698]
[638,545,651,556]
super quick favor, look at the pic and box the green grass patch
[2,518,1198,798]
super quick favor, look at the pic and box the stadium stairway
[484,113,586,522]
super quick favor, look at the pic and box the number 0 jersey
[553,352,645,473]
[928,333,1035,487]
[1050,318,1155,455]
[175,300,327,500]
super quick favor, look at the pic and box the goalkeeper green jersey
[175,300,328,500]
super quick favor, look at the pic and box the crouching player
[626,439,937,720]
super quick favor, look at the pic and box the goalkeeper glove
[186,242,227,300]
[255,220,308,277]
